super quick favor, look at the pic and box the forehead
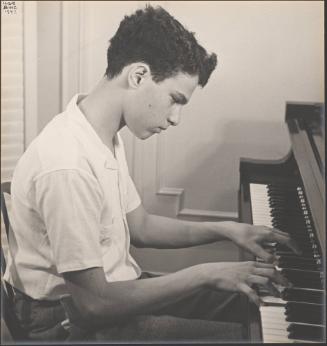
[158,73,199,97]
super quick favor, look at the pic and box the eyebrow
[171,92,188,105]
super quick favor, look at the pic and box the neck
[78,77,125,150]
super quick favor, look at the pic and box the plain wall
[37,1,62,131]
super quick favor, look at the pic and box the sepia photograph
[1,0,325,344]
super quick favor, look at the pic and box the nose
[167,107,182,126]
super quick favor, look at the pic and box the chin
[135,131,152,140]
[141,133,153,140]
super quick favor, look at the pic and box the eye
[170,96,178,105]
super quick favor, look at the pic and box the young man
[5,5,300,342]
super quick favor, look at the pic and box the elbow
[130,214,151,248]
[78,298,112,325]
[130,234,147,248]
[78,301,99,322]
[62,295,108,328]
[80,300,127,327]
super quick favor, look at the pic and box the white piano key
[249,183,274,228]
[261,296,285,305]
[260,305,292,343]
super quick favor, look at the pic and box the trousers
[13,272,248,343]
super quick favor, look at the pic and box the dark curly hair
[105,5,217,87]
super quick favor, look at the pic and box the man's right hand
[200,261,290,306]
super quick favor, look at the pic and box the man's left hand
[226,222,302,263]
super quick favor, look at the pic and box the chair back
[1,181,29,341]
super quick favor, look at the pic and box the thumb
[238,282,261,307]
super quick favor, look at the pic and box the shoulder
[14,112,92,184]
[34,112,92,176]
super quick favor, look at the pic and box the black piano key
[283,278,322,290]
[277,255,319,265]
[278,241,314,251]
[278,254,317,261]
[281,268,323,288]
[281,268,322,278]
[270,207,303,215]
[275,251,315,260]
[285,302,324,324]
[272,221,306,230]
[282,288,324,304]
[278,252,316,261]
[277,242,312,252]
[288,233,312,241]
[268,189,288,195]
[287,323,325,342]
[278,260,318,271]
[269,200,300,207]
[278,254,319,264]
[268,191,298,197]
[272,218,307,228]
[271,218,306,226]
[277,248,315,258]
[269,198,298,205]
[270,204,301,212]
[270,209,304,217]
[268,185,298,192]
[272,221,308,231]
[268,197,300,203]
[269,198,300,204]
[286,313,323,325]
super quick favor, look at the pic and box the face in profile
[123,72,199,139]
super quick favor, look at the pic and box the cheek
[146,96,170,119]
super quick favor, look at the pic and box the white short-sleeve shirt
[4,94,142,300]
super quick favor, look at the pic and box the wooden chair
[1,181,29,341]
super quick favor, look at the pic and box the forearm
[137,214,235,248]
[67,265,206,328]
[64,259,288,329]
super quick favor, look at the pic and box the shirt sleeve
[34,169,104,273]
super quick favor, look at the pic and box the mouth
[153,126,169,134]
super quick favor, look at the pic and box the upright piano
[239,102,325,343]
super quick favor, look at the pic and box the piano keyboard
[249,183,325,343]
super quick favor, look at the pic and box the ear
[127,63,151,89]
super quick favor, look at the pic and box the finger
[253,268,291,287]
[266,228,302,255]
[266,282,282,297]
[238,283,261,307]
[256,255,279,267]
[252,244,276,263]
[283,238,302,256]
[255,262,275,269]
[265,227,289,237]
[247,275,282,297]
[247,274,269,287]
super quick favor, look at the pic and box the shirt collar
[66,94,120,170]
